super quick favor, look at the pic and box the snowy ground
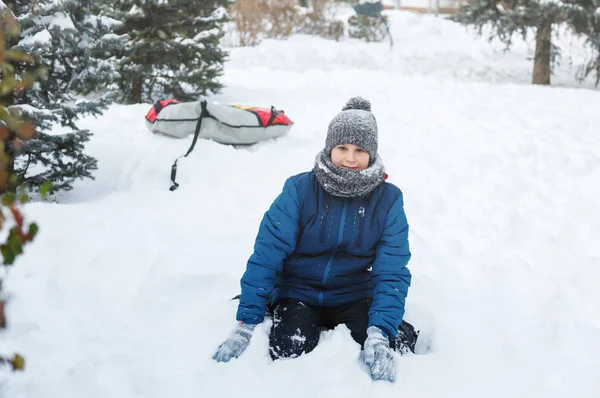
[2,10,600,398]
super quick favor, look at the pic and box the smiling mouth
[342,166,359,170]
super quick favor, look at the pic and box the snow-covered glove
[212,322,257,363]
[364,326,396,382]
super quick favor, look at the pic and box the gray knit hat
[325,96,378,164]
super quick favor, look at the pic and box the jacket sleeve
[236,178,301,324]
[368,193,412,338]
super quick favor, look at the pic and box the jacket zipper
[319,202,330,245]
[318,199,348,305]
[356,203,366,248]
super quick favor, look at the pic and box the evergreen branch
[20,154,32,178]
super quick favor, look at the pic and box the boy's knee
[269,299,321,360]
[269,326,319,360]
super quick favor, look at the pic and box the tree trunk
[131,76,143,104]
[532,22,552,85]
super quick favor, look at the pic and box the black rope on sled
[169,100,209,191]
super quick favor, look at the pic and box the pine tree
[106,0,230,104]
[5,0,122,194]
[451,0,600,86]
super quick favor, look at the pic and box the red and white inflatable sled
[145,99,294,190]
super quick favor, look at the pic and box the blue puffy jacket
[236,171,411,337]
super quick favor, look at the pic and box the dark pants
[268,298,416,360]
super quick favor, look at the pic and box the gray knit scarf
[313,150,387,198]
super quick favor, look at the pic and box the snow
[100,33,125,42]
[47,12,75,30]
[2,9,600,398]
[194,28,222,42]
[206,6,228,21]
[18,29,52,46]
[127,5,144,17]
[9,105,54,117]
[86,15,123,29]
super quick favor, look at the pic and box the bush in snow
[229,0,269,46]
[0,5,45,374]
[227,0,305,47]
[298,0,345,41]
[452,0,600,86]
[266,0,304,38]
[227,0,348,47]
[104,0,230,103]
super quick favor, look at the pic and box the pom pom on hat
[342,96,371,112]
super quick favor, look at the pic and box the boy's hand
[212,322,257,363]
[364,326,396,382]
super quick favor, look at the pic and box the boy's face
[331,144,370,171]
